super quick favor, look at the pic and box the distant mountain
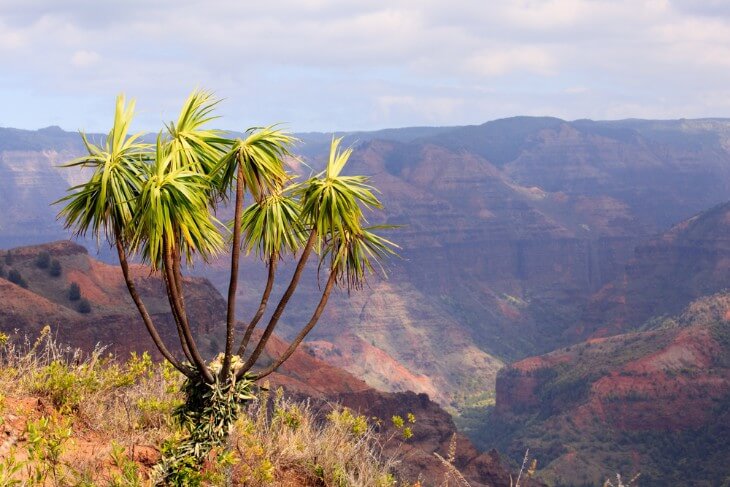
[480,292,730,486]
[5,118,730,410]
[579,201,730,340]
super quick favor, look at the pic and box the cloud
[1,0,730,132]
[70,50,99,67]
[464,46,556,77]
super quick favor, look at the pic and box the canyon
[0,240,533,486]
[4,117,730,483]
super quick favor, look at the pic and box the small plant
[391,413,416,440]
[25,416,73,485]
[7,269,28,288]
[4,252,13,265]
[328,407,369,438]
[30,360,97,411]
[510,450,537,487]
[434,434,471,487]
[0,451,24,486]
[35,251,51,269]
[68,282,81,301]
[154,372,256,484]
[49,259,62,277]
[109,442,144,487]
[77,298,92,314]
[0,262,6,278]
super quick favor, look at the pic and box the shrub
[4,252,13,265]
[35,251,51,269]
[31,361,93,411]
[49,259,62,277]
[68,282,81,301]
[25,416,73,484]
[0,332,401,487]
[76,298,91,314]
[0,262,5,278]
[7,269,28,288]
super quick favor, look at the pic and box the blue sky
[2,0,730,133]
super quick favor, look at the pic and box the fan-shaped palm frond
[323,226,399,290]
[298,137,382,239]
[217,125,295,202]
[57,94,149,241]
[238,193,305,259]
[165,89,229,176]
[132,136,224,269]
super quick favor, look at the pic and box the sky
[2,0,730,133]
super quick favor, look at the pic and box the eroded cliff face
[0,127,90,246]
[7,119,730,411]
[579,201,730,340]
[262,335,541,487]
[489,293,730,486]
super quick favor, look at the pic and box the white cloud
[374,95,464,125]
[464,46,556,77]
[70,50,99,67]
[1,0,730,131]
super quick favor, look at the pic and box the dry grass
[225,388,398,486]
[0,329,403,486]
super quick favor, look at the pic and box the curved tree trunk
[162,242,214,383]
[237,253,277,357]
[222,163,245,381]
[256,270,336,379]
[115,238,192,378]
[162,268,195,364]
[238,230,317,377]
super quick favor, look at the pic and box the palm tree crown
[57,89,397,387]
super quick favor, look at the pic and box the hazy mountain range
[2,117,730,484]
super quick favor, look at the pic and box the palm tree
[57,95,192,378]
[57,90,396,473]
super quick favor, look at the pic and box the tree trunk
[162,242,214,383]
[162,268,195,364]
[222,163,245,381]
[237,253,277,357]
[238,230,317,377]
[115,237,192,378]
[256,270,336,379]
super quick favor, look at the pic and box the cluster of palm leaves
[57,90,396,387]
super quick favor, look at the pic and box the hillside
[0,240,224,356]
[473,293,730,486]
[0,241,525,486]
[7,119,730,409]
[579,201,730,340]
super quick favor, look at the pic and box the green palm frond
[298,137,382,238]
[217,125,296,202]
[56,94,150,242]
[165,89,229,176]
[238,193,305,259]
[323,226,399,290]
[132,135,224,269]
[325,136,352,179]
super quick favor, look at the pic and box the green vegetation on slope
[0,330,405,486]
